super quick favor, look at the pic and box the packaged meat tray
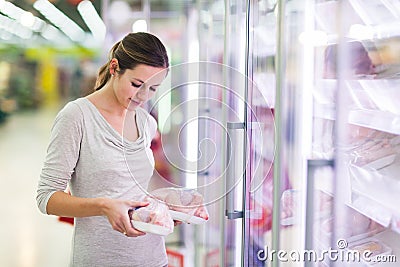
[320,212,384,244]
[130,196,174,236]
[348,238,392,265]
[349,160,400,213]
[348,134,400,169]
[280,189,332,226]
[150,187,209,224]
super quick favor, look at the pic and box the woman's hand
[102,198,149,237]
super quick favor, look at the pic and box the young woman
[36,32,171,266]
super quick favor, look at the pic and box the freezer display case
[291,0,400,266]
[246,0,400,267]
[191,0,400,265]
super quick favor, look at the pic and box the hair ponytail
[93,42,120,91]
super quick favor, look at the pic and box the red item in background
[166,248,184,267]
[67,0,83,5]
[151,131,172,181]
[58,216,74,225]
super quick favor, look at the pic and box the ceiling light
[19,12,35,28]
[77,0,106,44]
[40,24,71,45]
[0,13,32,39]
[132,20,147,33]
[0,0,25,20]
[34,0,86,43]
[108,1,131,27]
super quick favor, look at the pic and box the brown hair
[94,32,169,91]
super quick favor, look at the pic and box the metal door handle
[225,122,245,219]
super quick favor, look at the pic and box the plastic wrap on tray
[345,127,400,169]
[129,196,174,236]
[320,207,385,243]
[280,189,333,226]
[150,187,209,224]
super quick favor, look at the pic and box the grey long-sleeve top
[36,97,168,267]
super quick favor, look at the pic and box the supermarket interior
[1,0,400,266]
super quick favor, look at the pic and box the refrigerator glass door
[193,1,248,266]
[269,1,336,266]
[244,1,277,266]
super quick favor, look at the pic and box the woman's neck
[89,87,128,118]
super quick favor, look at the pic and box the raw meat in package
[129,196,174,236]
[150,187,209,224]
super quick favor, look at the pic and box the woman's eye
[150,87,157,92]
[131,82,142,88]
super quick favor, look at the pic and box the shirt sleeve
[36,101,83,214]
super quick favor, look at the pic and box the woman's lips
[129,99,141,105]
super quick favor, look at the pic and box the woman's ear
[109,58,119,75]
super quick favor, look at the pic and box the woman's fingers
[125,226,146,237]
[113,222,126,235]
[129,201,149,209]
[124,223,146,237]
[123,213,146,237]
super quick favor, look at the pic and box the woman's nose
[136,86,148,100]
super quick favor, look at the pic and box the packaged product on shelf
[320,207,385,243]
[323,41,376,80]
[129,196,174,236]
[348,238,392,265]
[280,189,297,225]
[346,127,400,169]
[351,191,393,228]
[150,187,209,224]
[347,80,379,111]
[349,158,400,214]
[280,189,332,226]
[374,64,400,79]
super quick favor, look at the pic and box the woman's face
[112,63,167,111]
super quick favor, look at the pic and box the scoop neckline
[82,97,143,144]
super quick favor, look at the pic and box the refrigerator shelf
[351,191,393,228]
[349,110,400,135]
[356,79,400,116]
[349,157,400,218]
[314,78,400,134]
[313,103,400,135]
[315,230,399,267]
